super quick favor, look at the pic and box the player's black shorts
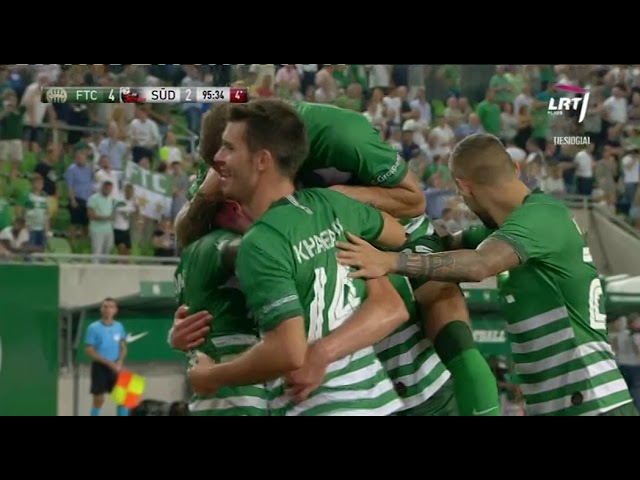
[113,229,131,248]
[90,362,118,395]
[69,198,89,226]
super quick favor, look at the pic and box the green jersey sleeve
[236,225,304,334]
[461,225,495,249]
[321,189,384,242]
[490,202,562,263]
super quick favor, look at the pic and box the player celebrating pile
[336,133,638,416]
[187,100,412,416]
[174,101,500,416]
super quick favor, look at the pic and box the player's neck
[245,178,295,220]
[101,318,114,325]
[488,181,531,227]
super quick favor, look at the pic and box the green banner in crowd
[77,317,183,363]
[123,161,174,221]
[471,316,511,357]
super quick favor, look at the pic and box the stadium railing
[27,253,180,264]
[40,121,198,154]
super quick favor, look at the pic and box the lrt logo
[548,84,590,123]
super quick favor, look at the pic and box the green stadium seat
[21,152,38,174]
[9,177,30,202]
[47,236,72,254]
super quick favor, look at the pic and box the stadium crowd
[0,64,639,261]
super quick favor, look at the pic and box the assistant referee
[84,297,128,416]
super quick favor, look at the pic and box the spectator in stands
[87,180,115,263]
[476,89,501,137]
[0,217,30,258]
[21,72,57,154]
[34,145,60,223]
[455,112,484,141]
[621,146,640,209]
[21,174,49,252]
[594,147,619,208]
[0,90,25,172]
[542,163,567,197]
[335,83,363,112]
[425,172,456,220]
[500,102,518,145]
[152,217,175,260]
[113,183,137,258]
[574,143,596,196]
[169,161,189,222]
[97,123,127,172]
[128,105,160,163]
[180,65,205,134]
[94,155,119,198]
[315,65,338,104]
[275,65,301,100]
[443,96,464,130]
[399,120,421,162]
[631,184,640,229]
[65,149,93,250]
[159,131,183,167]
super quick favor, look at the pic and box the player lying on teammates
[335,132,639,417]
[178,100,499,415]
[175,167,411,415]
[175,100,499,415]
[186,100,414,416]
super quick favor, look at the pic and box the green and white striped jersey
[237,189,404,416]
[176,229,269,416]
[487,190,632,416]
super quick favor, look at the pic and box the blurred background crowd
[1,64,639,262]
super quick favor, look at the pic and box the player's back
[176,229,255,350]
[245,188,403,416]
[494,191,632,415]
[176,229,268,416]
[295,101,405,188]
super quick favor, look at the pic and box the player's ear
[255,149,272,172]
[513,161,521,177]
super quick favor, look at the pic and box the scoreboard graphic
[40,86,249,104]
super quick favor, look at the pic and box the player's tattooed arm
[337,234,521,282]
[397,238,521,283]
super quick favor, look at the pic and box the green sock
[434,321,500,416]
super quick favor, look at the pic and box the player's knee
[93,394,105,408]
[423,283,470,340]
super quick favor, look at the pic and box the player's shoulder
[87,320,101,331]
[510,190,570,223]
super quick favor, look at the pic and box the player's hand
[170,306,212,351]
[188,351,219,396]
[107,361,120,373]
[284,344,328,404]
[336,233,397,279]
[116,360,124,372]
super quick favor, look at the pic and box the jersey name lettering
[293,219,345,264]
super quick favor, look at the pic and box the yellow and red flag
[111,371,146,409]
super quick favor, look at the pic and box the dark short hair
[228,99,309,179]
[102,297,117,305]
[200,103,231,166]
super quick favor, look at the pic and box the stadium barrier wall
[0,264,59,416]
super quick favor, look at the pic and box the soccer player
[197,101,427,237]
[177,101,499,416]
[175,181,270,416]
[188,99,412,416]
[336,133,638,416]
[84,297,128,417]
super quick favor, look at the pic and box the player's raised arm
[285,276,409,403]
[337,234,521,283]
[189,229,307,395]
[331,169,426,219]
